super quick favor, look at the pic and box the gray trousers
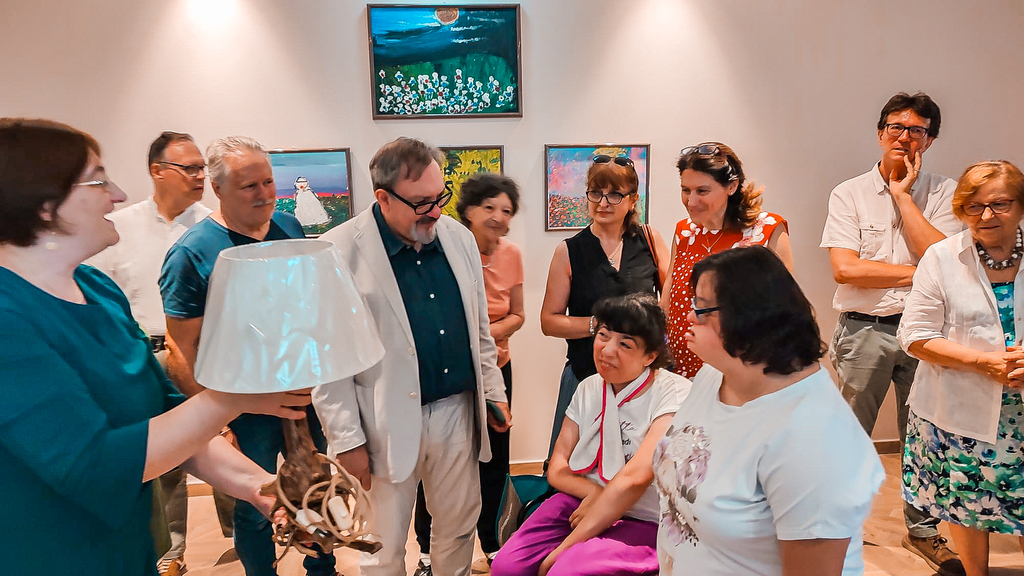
[830,313,939,538]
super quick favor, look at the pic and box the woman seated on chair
[491,293,691,576]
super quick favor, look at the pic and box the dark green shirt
[373,203,476,404]
[0,265,184,575]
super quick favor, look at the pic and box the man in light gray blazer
[314,137,512,576]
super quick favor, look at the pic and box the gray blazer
[313,206,507,483]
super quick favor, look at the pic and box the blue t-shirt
[160,212,304,319]
[0,265,184,574]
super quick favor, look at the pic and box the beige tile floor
[182,455,1024,575]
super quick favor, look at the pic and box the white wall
[4,0,1022,462]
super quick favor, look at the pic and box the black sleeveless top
[565,226,658,379]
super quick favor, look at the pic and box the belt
[845,311,902,326]
[150,334,167,353]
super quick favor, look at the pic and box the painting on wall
[544,144,650,231]
[439,146,504,221]
[367,4,522,119]
[269,148,353,236]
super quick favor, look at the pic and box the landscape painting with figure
[368,5,521,118]
[545,144,650,231]
[270,149,353,236]
[439,146,503,220]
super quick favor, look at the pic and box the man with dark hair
[88,130,212,576]
[820,93,965,575]
[313,137,512,576]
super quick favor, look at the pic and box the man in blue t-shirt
[159,136,337,576]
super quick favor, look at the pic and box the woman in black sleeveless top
[540,154,670,456]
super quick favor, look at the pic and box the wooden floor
[182,456,1024,575]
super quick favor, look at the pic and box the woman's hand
[977,347,1024,385]
[539,545,567,576]
[244,470,279,518]
[213,388,313,420]
[568,488,603,528]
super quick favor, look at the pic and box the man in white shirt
[820,92,965,575]
[89,131,212,576]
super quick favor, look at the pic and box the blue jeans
[230,408,336,576]
[547,362,582,458]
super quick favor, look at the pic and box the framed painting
[439,146,504,220]
[544,144,650,231]
[367,4,522,119]
[269,148,354,236]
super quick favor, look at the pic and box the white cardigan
[897,227,1024,444]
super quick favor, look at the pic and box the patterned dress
[665,212,787,377]
[902,281,1024,535]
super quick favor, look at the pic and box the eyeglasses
[593,154,634,168]
[883,123,929,140]
[586,189,632,205]
[75,179,110,187]
[160,161,207,178]
[679,143,737,181]
[691,297,721,321]
[385,186,453,215]
[963,199,1016,217]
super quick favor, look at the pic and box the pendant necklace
[976,228,1024,270]
[701,229,725,254]
[607,239,624,267]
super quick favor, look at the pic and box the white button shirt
[820,164,961,315]
[897,228,1022,444]
[87,197,212,336]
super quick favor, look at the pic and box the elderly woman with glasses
[540,153,670,457]
[662,142,793,378]
[0,119,313,575]
[655,246,884,575]
[899,160,1024,575]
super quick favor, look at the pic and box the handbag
[640,224,664,294]
[495,473,556,547]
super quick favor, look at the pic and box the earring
[44,232,59,251]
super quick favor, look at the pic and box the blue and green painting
[368,5,521,117]
[270,149,352,236]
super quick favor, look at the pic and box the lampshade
[195,238,385,394]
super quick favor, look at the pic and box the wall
[3,0,1022,462]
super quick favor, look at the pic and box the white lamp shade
[195,238,385,394]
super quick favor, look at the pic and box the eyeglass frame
[882,123,930,141]
[159,161,207,178]
[963,199,1016,217]
[691,297,721,321]
[592,154,635,168]
[679,144,738,182]
[383,185,454,215]
[585,189,634,205]
[75,179,110,187]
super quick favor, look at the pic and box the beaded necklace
[976,228,1024,270]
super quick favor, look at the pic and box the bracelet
[589,315,596,335]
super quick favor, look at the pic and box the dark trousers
[230,407,337,576]
[416,361,512,555]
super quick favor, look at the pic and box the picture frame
[544,144,651,231]
[438,146,504,221]
[269,148,354,236]
[367,4,523,119]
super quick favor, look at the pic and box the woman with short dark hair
[654,246,884,575]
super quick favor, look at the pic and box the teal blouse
[0,265,184,574]
[992,281,1016,346]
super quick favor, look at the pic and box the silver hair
[206,136,269,188]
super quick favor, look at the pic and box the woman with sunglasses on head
[540,154,671,457]
[493,293,690,576]
[898,161,1024,575]
[0,119,312,575]
[663,142,794,378]
[655,246,884,575]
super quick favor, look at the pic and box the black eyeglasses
[593,154,634,168]
[883,123,929,140]
[679,143,737,181]
[691,297,721,322]
[160,161,206,178]
[385,186,453,215]
[586,189,632,205]
[963,199,1016,217]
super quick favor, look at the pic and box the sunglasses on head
[593,154,635,168]
[679,143,737,181]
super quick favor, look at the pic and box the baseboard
[873,440,901,454]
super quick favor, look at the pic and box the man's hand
[337,445,372,490]
[486,401,512,433]
[889,151,922,202]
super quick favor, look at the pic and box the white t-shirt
[654,365,884,575]
[565,368,691,523]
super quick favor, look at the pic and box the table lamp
[195,238,385,560]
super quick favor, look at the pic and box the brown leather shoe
[157,557,187,576]
[902,534,965,576]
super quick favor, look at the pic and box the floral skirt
[902,389,1024,535]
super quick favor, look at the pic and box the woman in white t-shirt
[491,293,691,576]
[654,245,885,575]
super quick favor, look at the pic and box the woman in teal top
[0,119,313,574]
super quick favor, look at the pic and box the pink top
[481,238,524,367]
